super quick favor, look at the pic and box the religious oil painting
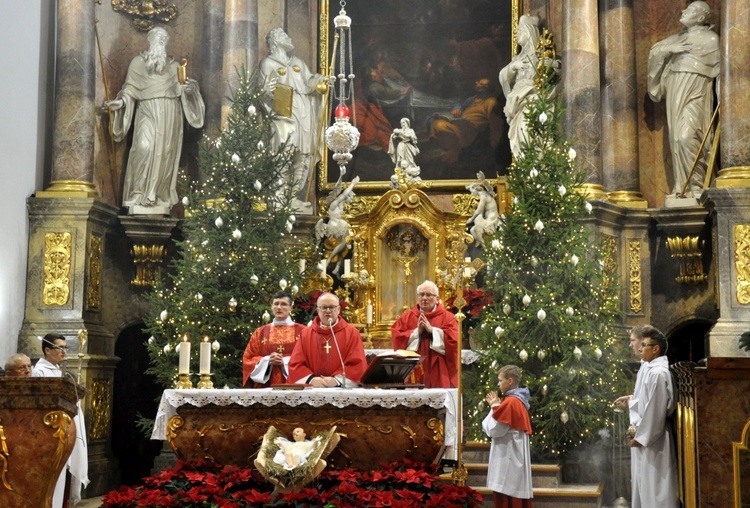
[319,0,516,190]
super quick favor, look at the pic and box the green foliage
[143,68,314,389]
[465,72,628,459]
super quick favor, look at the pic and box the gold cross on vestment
[261,338,268,345]
[323,341,332,354]
[277,345,285,353]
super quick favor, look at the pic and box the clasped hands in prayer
[485,391,501,407]
[310,376,339,388]
[417,313,433,335]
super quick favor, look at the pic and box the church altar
[152,388,458,470]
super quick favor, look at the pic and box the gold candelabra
[176,373,193,389]
[197,373,213,389]
[451,257,471,486]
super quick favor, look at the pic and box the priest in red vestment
[242,291,306,387]
[391,280,458,388]
[288,292,367,387]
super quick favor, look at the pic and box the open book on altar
[359,350,421,387]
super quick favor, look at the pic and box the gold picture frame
[318,0,521,192]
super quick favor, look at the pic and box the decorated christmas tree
[143,69,314,389]
[465,64,628,458]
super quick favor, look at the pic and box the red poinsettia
[444,289,491,318]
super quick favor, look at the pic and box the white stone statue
[466,171,500,248]
[260,28,327,214]
[647,1,719,199]
[315,176,359,275]
[273,427,322,470]
[388,117,421,178]
[499,15,559,158]
[108,27,205,215]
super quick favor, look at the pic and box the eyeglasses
[9,365,32,371]
[51,345,68,352]
[418,293,437,298]
[317,305,340,312]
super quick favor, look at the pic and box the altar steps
[442,442,603,508]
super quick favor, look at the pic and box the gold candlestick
[197,373,213,389]
[77,329,88,385]
[176,373,193,389]
[177,57,188,84]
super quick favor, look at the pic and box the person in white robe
[108,27,205,214]
[629,333,679,508]
[482,364,533,508]
[31,334,90,508]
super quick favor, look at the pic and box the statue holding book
[260,28,327,214]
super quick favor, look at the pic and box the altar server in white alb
[482,364,533,508]
[629,333,679,507]
[32,333,90,507]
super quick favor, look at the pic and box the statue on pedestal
[388,118,421,184]
[499,15,560,158]
[466,172,500,248]
[260,28,327,214]
[108,27,205,215]
[647,1,719,199]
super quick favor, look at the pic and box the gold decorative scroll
[111,0,178,32]
[43,410,72,497]
[601,236,617,291]
[0,422,12,491]
[131,244,166,287]
[628,240,642,314]
[87,234,103,310]
[89,379,112,441]
[453,194,479,217]
[43,232,72,306]
[734,224,750,304]
[666,235,708,285]
[166,415,185,452]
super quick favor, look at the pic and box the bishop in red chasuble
[288,293,367,387]
[391,280,458,388]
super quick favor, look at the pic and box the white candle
[366,301,373,325]
[200,337,211,374]
[299,259,306,273]
[464,266,472,278]
[178,335,190,374]
[318,260,327,274]
[344,259,351,277]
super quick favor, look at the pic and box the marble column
[700,189,750,357]
[202,0,227,136]
[222,0,259,127]
[40,0,97,197]
[715,0,750,188]
[562,0,605,199]
[599,0,646,208]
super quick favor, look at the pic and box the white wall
[0,3,51,363]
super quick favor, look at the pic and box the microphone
[328,318,347,388]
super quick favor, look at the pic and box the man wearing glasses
[288,292,367,387]
[4,353,32,377]
[628,329,679,507]
[391,280,458,388]
[242,291,305,387]
[32,333,90,507]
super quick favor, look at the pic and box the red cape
[492,395,532,435]
[288,316,367,384]
[391,304,458,388]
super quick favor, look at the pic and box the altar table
[152,388,458,470]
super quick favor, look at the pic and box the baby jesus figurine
[273,427,322,469]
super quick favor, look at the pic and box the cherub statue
[466,171,500,248]
[315,176,360,275]
[273,427,321,469]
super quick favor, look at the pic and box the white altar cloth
[152,387,458,459]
